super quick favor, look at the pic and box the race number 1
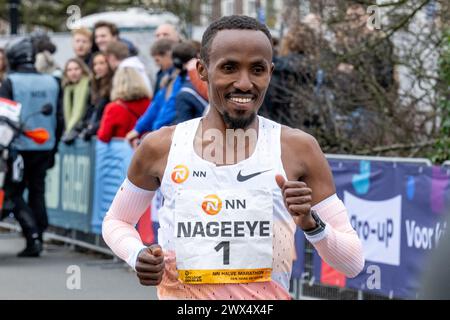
[215,241,230,265]
[175,189,274,284]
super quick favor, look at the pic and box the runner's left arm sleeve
[305,194,365,278]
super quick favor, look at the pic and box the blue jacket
[134,74,183,133]
[174,81,208,124]
[8,72,59,151]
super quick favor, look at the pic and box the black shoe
[17,240,43,257]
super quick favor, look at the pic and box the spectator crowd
[0,5,397,256]
[0,20,209,256]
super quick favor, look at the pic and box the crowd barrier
[307,154,449,299]
[45,139,450,299]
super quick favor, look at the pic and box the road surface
[0,227,158,300]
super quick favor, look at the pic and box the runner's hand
[275,174,317,230]
[135,244,165,286]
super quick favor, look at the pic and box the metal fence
[288,241,395,300]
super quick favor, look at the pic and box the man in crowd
[72,27,93,67]
[150,38,175,96]
[94,21,138,56]
[154,23,181,43]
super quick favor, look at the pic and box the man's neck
[195,107,260,166]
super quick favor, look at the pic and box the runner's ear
[197,59,208,82]
[270,62,275,77]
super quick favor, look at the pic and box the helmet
[5,37,35,69]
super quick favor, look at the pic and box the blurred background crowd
[0,0,447,160]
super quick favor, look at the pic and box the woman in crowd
[76,52,113,141]
[61,57,90,143]
[97,67,151,143]
[173,41,209,123]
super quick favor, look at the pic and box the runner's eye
[252,65,265,74]
[222,64,236,73]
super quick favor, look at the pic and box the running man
[102,15,364,300]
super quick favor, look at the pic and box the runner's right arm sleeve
[305,194,365,278]
[102,178,154,270]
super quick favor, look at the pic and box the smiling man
[102,15,364,300]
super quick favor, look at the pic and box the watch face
[310,210,325,229]
[311,210,320,222]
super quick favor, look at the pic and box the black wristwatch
[303,210,326,236]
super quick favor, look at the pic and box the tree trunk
[235,0,243,15]
[282,0,301,28]
[212,0,222,21]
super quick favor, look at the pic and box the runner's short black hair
[200,15,272,65]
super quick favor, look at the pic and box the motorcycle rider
[0,37,62,257]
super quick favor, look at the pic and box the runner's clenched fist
[275,174,317,231]
[135,244,165,286]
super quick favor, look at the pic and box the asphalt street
[0,227,158,300]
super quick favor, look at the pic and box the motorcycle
[0,97,52,212]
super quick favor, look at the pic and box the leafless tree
[262,0,447,158]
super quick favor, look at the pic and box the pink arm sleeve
[306,194,365,278]
[102,178,154,269]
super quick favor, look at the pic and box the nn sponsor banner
[305,159,449,298]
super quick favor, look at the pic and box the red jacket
[97,98,151,143]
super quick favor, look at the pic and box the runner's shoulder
[138,125,176,160]
[280,125,322,156]
[279,126,326,179]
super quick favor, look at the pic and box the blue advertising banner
[306,158,450,299]
[91,139,134,234]
[291,229,306,280]
[46,139,95,232]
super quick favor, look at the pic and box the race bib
[174,189,273,284]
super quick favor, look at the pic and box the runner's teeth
[229,97,252,103]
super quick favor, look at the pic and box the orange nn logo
[202,194,222,215]
[171,165,189,184]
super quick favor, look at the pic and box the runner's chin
[222,110,256,130]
